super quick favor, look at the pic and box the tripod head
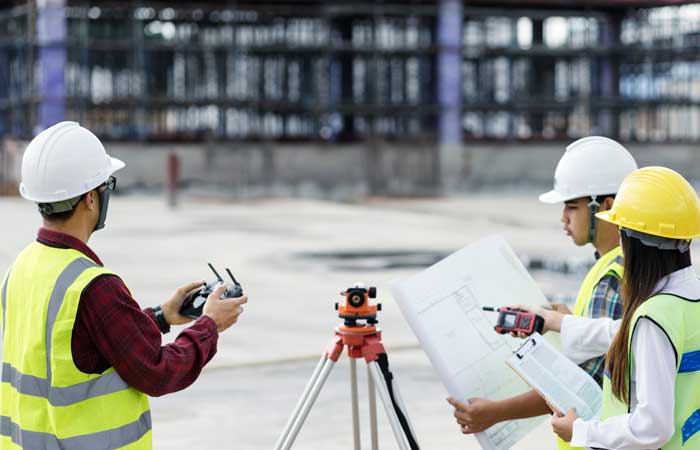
[335,283,381,328]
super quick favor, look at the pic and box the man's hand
[447,397,501,434]
[202,284,248,333]
[548,303,572,314]
[161,280,206,326]
[508,304,565,337]
[551,408,578,442]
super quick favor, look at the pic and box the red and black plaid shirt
[36,228,218,397]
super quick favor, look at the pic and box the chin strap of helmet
[587,196,600,244]
[94,187,112,231]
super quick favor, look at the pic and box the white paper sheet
[507,333,602,421]
[391,235,549,450]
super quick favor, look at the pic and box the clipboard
[507,336,564,416]
[506,333,602,421]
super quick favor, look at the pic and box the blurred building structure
[2,1,700,196]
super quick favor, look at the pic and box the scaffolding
[2,1,700,143]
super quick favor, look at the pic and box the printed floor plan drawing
[392,236,551,450]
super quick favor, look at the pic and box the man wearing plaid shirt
[577,268,623,385]
[448,137,637,450]
[1,122,248,449]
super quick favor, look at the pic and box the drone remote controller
[180,263,243,319]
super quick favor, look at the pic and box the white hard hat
[19,121,125,203]
[539,136,638,204]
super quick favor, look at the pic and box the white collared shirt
[560,266,700,450]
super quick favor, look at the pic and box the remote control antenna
[208,263,224,282]
[482,306,497,312]
[225,268,239,286]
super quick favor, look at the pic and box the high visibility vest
[600,293,700,450]
[0,242,151,450]
[572,246,624,318]
[558,246,624,450]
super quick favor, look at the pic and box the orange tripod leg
[275,328,419,450]
[274,334,344,450]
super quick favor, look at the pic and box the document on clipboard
[507,333,602,420]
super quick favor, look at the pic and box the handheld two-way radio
[180,263,243,319]
[482,306,544,336]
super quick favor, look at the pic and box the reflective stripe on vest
[1,244,151,449]
[679,351,700,373]
[1,411,151,450]
[600,294,700,450]
[1,362,129,407]
[684,410,700,445]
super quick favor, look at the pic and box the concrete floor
[149,347,554,450]
[4,192,684,449]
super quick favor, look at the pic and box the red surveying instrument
[274,284,420,450]
[482,306,544,336]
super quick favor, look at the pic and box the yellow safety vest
[600,293,700,449]
[558,246,624,450]
[0,242,151,449]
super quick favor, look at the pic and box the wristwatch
[152,305,171,334]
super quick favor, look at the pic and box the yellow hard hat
[596,166,700,240]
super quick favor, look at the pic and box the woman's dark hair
[606,232,691,402]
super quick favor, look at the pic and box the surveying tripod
[274,285,420,450]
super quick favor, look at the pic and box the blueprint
[508,333,602,420]
[391,236,549,450]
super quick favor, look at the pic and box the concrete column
[530,19,546,135]
[437,0,463,192]
[36,0,66,131]
[0,44,8,138]
[599,14,622,138]
[132,4,147,140]
[336,16,354,139]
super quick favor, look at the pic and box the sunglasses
[52,176,117,214]
[97,176,117,193]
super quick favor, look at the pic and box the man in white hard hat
[448,137,638,450]
[0,122,246,449]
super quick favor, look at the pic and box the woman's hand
[551,408,579,442]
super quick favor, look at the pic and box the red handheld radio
[482,307,544,336]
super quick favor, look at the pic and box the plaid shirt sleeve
[577,273,623,385]
[73,274,219,397]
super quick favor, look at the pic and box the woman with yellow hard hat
[522,166,700,449]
